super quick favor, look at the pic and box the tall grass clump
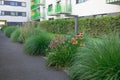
[4,26,18,38]
[24,31,52,55]
[19,22,42,43]
[10,29,22,43]
[70,33,120,80]
[1,26,7,31]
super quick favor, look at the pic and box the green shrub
[24,32,52,55]
[70,33,120,80]
[47,32,86,68]
[4,26,18,38]
[1,26,7,31]
[39,15,120,35]
[10,29,22,43]
[39,19,74,34]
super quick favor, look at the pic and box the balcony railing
[31,12,45,20]
[55,4,61,13]
[55,4,72,14]
[31,5,40,10]
[31,12,40,20]
[106,0,120,4]
[38,0,45,5]
[47,3,72,16]
[31,1,34,6]
[47,7,56,16]
[31,0,45,5]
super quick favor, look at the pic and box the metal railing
[106,0,120,3]
[55,4,72,13]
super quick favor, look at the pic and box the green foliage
[39,19,74,34]
[47,42,77,68]
[39,15,120,35]
[24,32,52,55]
[70,33,120,80]
[19,26,43,43]
[4,26,18,38]
[10,29,22,43]
[47,33,86,68]
[47,36,73,68]
[1,25,7,31]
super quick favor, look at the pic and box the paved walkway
[0,31,70,80]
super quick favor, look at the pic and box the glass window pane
[5,11,10,15]
[11,12,16,16]
[18,12,22,16]
[16,12,18,16]
[4,1,10,5]
[22,12,26,17]
[0,0,4,5]
[21,2,26,7]
[10,2,14,6]
[17,2,21,6]
[1,11,5,15]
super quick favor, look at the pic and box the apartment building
[0,0,30,26]
[31,0,120,21]
[31,0,45,21]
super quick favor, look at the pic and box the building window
[4,1,10,5]
[10,1,14,6]
[10,1,18,6]
[22,12,26,17]
[21,2,26,7]
[11,12,16,16]
[0,11,26,17]
[0,0,4,5]
[1,11,5,16]
[4,1,26,7]
[76,0,87,4]
[5,11,11,15]
[18,12,22,16]
[17,2,21,6]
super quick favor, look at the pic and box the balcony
[55,3,72,14]
[31,5,40,10]
[106,0,120,5]
[37,0,45,5]
[31,12,40,20]
[31,0,45,5]
[47,6,59,16]
[47,6,53,15]
[31,12,45,20]
[47,0,72,16]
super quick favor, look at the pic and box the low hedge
[38,15,120,35]
[39,19,74,34]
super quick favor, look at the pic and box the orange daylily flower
[80,43,85,47]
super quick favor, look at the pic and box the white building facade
[0,0,30,26]
[30,0,120,21]
[72,0,120,17]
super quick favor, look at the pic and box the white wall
[71,0,120,16]
[0,0,30,22]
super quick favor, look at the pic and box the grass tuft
[24,32,52,55]
[70,33,120,80]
